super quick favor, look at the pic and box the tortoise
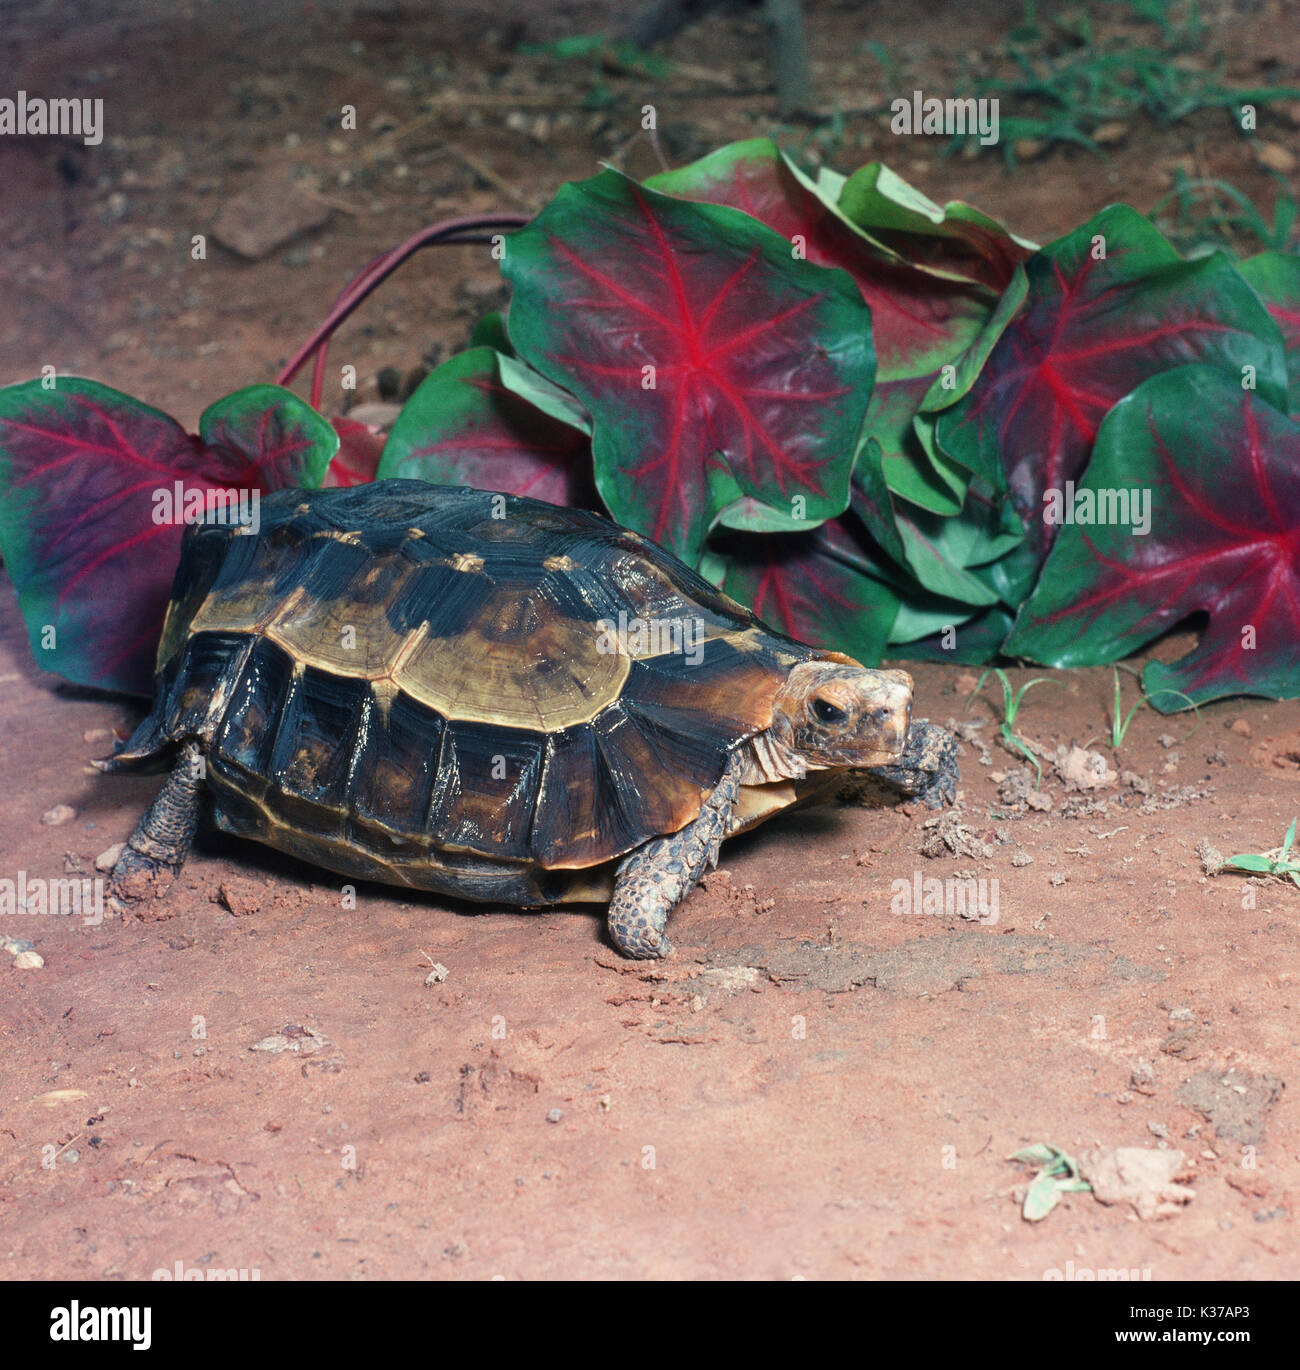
[100,480,957,958]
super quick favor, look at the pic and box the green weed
[970,667,1059,786]
[1150,172,1298,255]
[1223,818,1300,889]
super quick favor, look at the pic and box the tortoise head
[770,661,912,768]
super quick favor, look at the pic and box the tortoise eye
[812,698,847,724]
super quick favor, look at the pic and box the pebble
[14,951,45,970]
[40,804,76,827]
[211,165,333,260]
[95,843,124,873]
[1013,137,1048,161]
[546,1108,564,1124]
[1254,141,1296,174]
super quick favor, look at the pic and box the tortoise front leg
[110,740,205,901]
[607,750,744,959]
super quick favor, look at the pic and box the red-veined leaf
[936,206,1288,584]
[0,378,336,694]
[1005,365,1300,707]
[704,510,902,665]
[502,166,874,561]
[375,346,594,505]
[648,140,1002,514]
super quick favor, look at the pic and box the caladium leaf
[195,384,336,481]
[890,603,1016,661]
[375,346,594,505]
[704,510,902,665]
[835,161,1037,292]
[848,435,907,568]
[910,263,1031,513]
[648,140,1000,516]
[936,206,1288,574]
[0,378,336,694]
[894,477,1024,607]
[1238,250,1300,417]
[468,310,514,356]
[502,165,876,561]
[1005,365,1300,708]
[324,416,386,487]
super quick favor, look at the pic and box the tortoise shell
[112,481,855,905]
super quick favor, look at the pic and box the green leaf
[1222,854,1276,872]
[836,161,1038,291]
[1023,1171,1065,1222]
[1238,249,1300,417]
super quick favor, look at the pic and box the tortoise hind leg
[110,740,205,901]
[607,751,744,960]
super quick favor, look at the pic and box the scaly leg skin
[607,750,745,960]
[866,719,958,808]
[109,740,205,903]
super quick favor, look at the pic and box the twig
[448,145,539,211]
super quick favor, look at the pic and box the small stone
[41,804,76,826]
[546,1108,564,1123]
[211,165,333,260]
[1254,141,1296,174]
[1092,121,1129,146]
[1229,718,1252,738]
[95,843,124,873]
[345,402,403,429]
[1013,137,1048,161]
[14,951,45,970]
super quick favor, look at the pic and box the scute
[118,481,840,894]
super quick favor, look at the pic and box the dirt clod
[1077,1146,1195,1220]
[1177,1068,1284,1145]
